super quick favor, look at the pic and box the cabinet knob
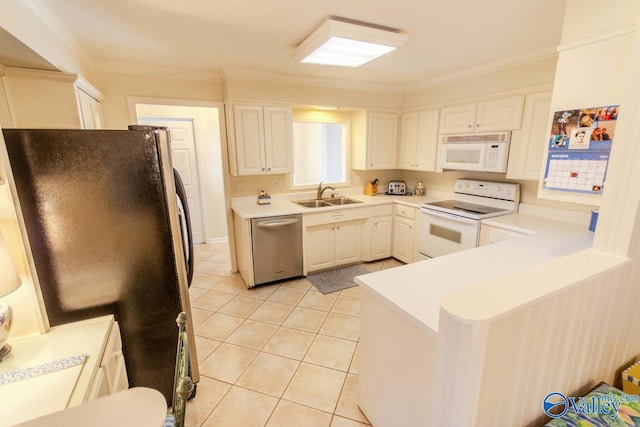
[476,123,480,127]
[268,167,271,171]
[467,124,472,128]
[261,168,265,171]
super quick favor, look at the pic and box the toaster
[387,180,407,195]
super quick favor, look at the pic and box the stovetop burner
[420,179,520,220]
[425,200,508,216]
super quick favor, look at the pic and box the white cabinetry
[439,95,525,134]
[398,108,440,171]
[227,102,293,176]
[393,205,418,263]
[304,208,370,274]
[0,316,128,425]
[89,321,129,400]
[352,109,400,170]
[506,90,552,181]
[233,211,254,287]
[307,220,361,271]
[478,224,528,246]
[370,204,393,259]
[0,67,104,129]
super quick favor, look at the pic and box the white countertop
[231,188,451,219]
[1,316,115,425]
[14,387,166,427]
[355,206,595,336]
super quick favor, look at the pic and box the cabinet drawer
[372,204,393,217]
[101,322,128,393]
[304,207,371,227]
[394,204,416,220]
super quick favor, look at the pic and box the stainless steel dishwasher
[250,214,303,285]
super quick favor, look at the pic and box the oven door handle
[420,208,478,225]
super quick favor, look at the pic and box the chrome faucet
[317,182,335,200]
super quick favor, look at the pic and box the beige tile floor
[185,242,403,427]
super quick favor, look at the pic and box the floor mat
[306,264,370,295]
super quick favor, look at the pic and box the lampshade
[292,17,409,68]
[0,233,20,297]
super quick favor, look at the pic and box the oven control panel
[454,179,519,202]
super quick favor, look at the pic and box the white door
[138,118,205,244]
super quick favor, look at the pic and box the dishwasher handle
[255,218,300,228]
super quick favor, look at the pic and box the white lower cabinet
[371,215,393,259]
[478,224,528,246]
[304,208,373,274]
[392,205,418,263]
[306,219,362,272]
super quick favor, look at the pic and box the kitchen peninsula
[355,208,598,426]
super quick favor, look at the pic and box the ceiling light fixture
[292,17,409,68]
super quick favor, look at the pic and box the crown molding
[92,60,224,83]
[222,67,404,94]
[556,26,636,52]
[403,49,559,93]
[25,0,93,69]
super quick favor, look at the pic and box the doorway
[130,100,228,245]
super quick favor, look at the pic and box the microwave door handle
[421,208,478,225]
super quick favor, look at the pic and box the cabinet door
[233,105,266,175]
[334,220,361,265]
[306,224,335,271]
[478,224,526,246]
[398,111,419,169]
[264,106,293,174]
[393,217,415,264]
[367,112,399,169]
[474,94,525,132]
[371,216,393,259]
[439,103,476,134]
[415,109,440,171]
[506,91,552,181]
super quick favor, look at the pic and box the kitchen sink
[325,196,363,205]
[292,196,363,208]
[293,199,333,208]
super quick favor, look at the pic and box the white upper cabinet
[227,102,293,176]
[439,94,525,134]
[506,90,552,181]
[352,109,400,170]
[1,67,104,129]
[398,108,439,171]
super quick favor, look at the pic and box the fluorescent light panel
[293,18,408,68]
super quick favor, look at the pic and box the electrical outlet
[233,181,243,192]
[272,180,282,190]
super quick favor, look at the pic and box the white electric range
[418,179,520,258]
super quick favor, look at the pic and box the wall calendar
[543,105,619,194]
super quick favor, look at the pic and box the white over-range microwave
[439,131,510,173]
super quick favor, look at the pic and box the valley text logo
[542,391,639,419]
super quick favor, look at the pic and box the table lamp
[0,232,21,360]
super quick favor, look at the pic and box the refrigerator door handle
[173,169,194,287]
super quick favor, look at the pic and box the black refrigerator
[0,127,199,404]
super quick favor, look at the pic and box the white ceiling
[38,0,567,90]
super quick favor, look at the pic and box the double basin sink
[293,196,363,208]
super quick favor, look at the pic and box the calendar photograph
[543,104,619,194]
